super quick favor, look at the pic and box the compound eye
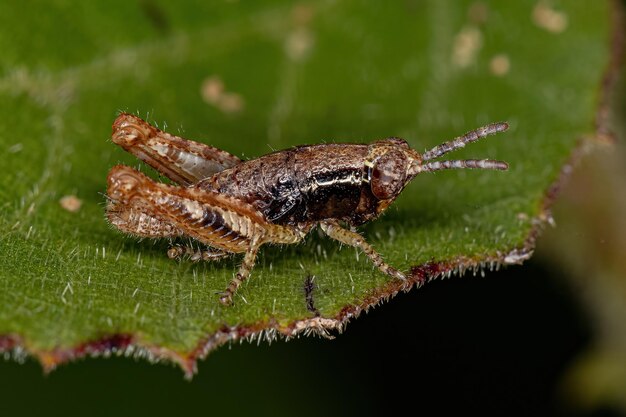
[370,149,408,200]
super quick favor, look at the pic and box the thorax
[197,143,382,225]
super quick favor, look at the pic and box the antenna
[413,122,509,173]
[422,122,509,162]
[421,159,508,173]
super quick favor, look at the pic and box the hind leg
[106,200,183,239]
[107,172,235,264]
[167,245,230,262]
[108,199,229,263]
[217,235,262,306]
[111,113,241,185]
[107,165,307,305]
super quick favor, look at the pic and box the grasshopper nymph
[106,114,508,305]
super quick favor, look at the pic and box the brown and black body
[106,113,509,305]
[202,142,393,226]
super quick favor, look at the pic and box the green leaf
[0,0,618,375]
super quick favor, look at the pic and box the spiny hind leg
[108,164,307,305]
[106,200,184,239]
[112,113,242,186]
[320,220,406,280]
[167,245,230,262]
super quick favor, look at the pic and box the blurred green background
[0,0,624,415]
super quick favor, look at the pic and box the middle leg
[218,235,262,306]
[167,245,230,262]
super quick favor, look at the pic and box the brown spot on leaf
[285,4,316,62]
[286,28,315,62]
[532,1,568,33]
[59,195,82,213]
[139,0,170,34]
[490,54,511,76]
[468,2,489,25]
[218,92,245,114]
[201,76,224,103]
[201,76,245,114]
[452,26,482,68]
[291,4,315,26]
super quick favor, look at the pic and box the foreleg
[320,220,406,280]
[218,236,262,306]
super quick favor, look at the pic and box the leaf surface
[0,0,618,375]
